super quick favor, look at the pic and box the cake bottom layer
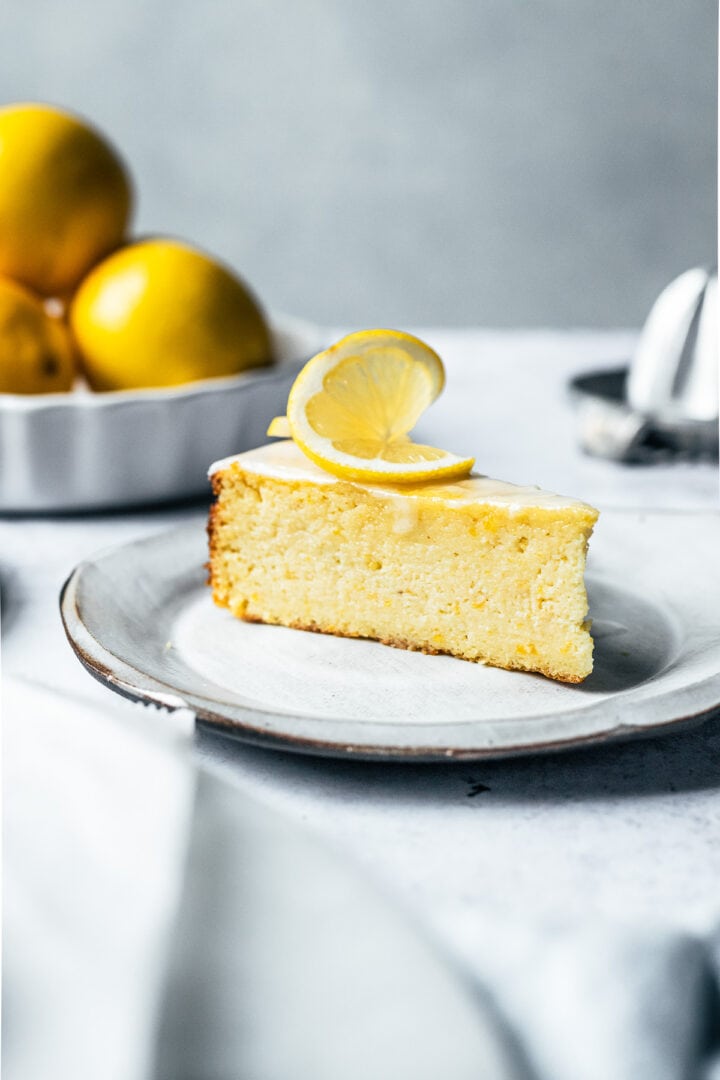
[208,470,597,683]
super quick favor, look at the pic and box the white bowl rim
[0,312,324,411]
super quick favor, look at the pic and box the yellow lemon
[70,238,273,391]
[0,102,132,296]
[266,415,291,437]
[0,277,76,393]
[272,329,474,483]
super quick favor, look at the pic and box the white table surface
[3,328,720,959]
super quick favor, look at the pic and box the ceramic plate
[61,511,720,761]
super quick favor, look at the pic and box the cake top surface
[210,441,597,513]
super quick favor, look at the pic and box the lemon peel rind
[284,328,474,483]
[288,329,445,411]
[292,432,475,485]
[267,415,291,438]
[287,332,442,453]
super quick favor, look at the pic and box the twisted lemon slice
[267,329,474,483]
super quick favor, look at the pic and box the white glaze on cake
[209,440,591,511]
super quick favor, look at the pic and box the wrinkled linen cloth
[4,675,720,1080]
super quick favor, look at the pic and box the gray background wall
[1,0,716,327]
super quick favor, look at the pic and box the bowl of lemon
[0,102,324,512]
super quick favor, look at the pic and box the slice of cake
[208,440,599,682]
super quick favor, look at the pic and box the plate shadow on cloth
[196,704,720,805]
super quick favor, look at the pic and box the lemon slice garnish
[272,329,474,483]
[267,415,291,438]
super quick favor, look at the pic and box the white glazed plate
[61,510,720,761]
[0,314,326,513]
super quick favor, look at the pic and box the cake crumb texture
[208,459,598,683]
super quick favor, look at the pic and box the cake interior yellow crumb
[208,444,598,683]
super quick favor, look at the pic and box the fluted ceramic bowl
[0,315,327,513]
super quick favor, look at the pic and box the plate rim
[59,518,720,762]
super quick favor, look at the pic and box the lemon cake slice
[208,440,599,682]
